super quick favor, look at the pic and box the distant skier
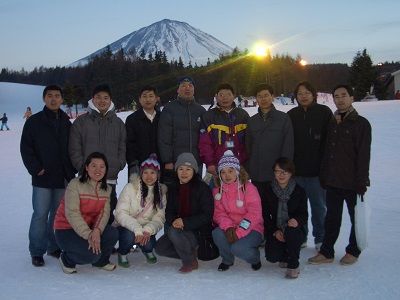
[0,113,9,130]
[23,107,32,120]
[280,94,287,105]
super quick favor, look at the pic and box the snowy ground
[0,82,399,299]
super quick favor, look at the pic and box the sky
[0,82,400,299]
[1,0,400,72]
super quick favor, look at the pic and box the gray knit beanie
[174,153,199,174]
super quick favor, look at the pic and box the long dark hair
[79,152,109,191]
[141,180,163,210]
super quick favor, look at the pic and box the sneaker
[143,251,157,264]
[315,243,322,252]
[308,253,334,265]
[179,259,198,274]
[118,254,130,268]
[95,263,117,271]
[59,257,77,274]
[251,261,262,271]
[340,253,358,266]
[278,262,288,268]
[285,267,300,279]
[47,249,62,259]
[218,262,233,272]
[31,256,45,267]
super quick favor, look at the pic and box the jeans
[155,227,198,265]
[265,226,305,269]
[320,186,361,259]
[55,225,118,268]
[294,176,326,244]
[212,227,262,265]
[1,122,9,130]
[117,226,156,255]
[29,186,65,257]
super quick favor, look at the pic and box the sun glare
[255,46,268,57]
[300,59,308,66]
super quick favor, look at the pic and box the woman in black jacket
[264,157,308,279]
[155,153,214,273]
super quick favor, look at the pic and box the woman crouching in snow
[212,150,264,271]
[114,154,167,267]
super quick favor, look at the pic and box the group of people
[20,76,371,279]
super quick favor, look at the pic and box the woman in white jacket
[115,154,167,267]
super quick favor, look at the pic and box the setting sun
[300,59,308,66]
[255,46,268,57]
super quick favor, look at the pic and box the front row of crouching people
[54,150,307,278]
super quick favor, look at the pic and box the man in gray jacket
[246,83,294,208]
[158,76,206,181]
[69,83,126,224]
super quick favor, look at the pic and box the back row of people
[20,77,371,277]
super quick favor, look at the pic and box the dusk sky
[1,0,399,71]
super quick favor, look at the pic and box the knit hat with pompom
[217,150,240,175]
[140,153,161,180]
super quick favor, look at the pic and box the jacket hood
[87,99,115,115]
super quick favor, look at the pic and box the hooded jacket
[69,100,126,180]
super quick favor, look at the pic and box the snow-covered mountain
[69,19,233,67]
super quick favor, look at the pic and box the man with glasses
[245,83,294,212]
[199,82,249,182]
[288,82,333,251]
[308,84,371,266]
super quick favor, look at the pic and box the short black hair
[92,83,112,98]
[272,157,296,175]
[332,84,353,97]
[216,82,235,94]
[79,152,109,191]
[254,83,274,96]
[139,85,158,97]
[43,85,63,98]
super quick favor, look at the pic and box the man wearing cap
[158,76,206,181]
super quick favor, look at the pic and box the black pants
[265,226,305,269]
[320,186,361,259]
[107,184,117,225]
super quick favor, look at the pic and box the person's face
[92,91,112,114]
[141,169,158,186]
[220,167,237,184]
[256,89,273,112]
[86,158,107,182]
[43,90,63,112]
[177,166,194,184]
[333,87,354,113]
[296,85,314,108]
[273,164,292,187]
[177,82,195,100]
[216,89,234,110]
[139,90,157,112]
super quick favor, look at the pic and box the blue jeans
[294,176,326,244]
[117,226,156,255]
[212,227,262,265]
[1,122,9,130]
[29,186,65,257]
[55,225,118,268]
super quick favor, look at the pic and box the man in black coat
[308,84,371,266]
[21,85,76,267]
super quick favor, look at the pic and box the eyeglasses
[297,91,312,97]
[274,170,291,176]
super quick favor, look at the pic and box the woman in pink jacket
[212,150,264,271]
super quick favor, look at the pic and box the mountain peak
[69,19,232,67]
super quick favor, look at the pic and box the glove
[162,169,175,186]
[129,160,139,175]
[357,185,367,196]
[225,227,238,244]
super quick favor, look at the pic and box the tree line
[1,46,398,109]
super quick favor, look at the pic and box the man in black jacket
[125,85,161,177]
[308,84,371,266]
[21,85,76,267]
[288,82,333,251]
